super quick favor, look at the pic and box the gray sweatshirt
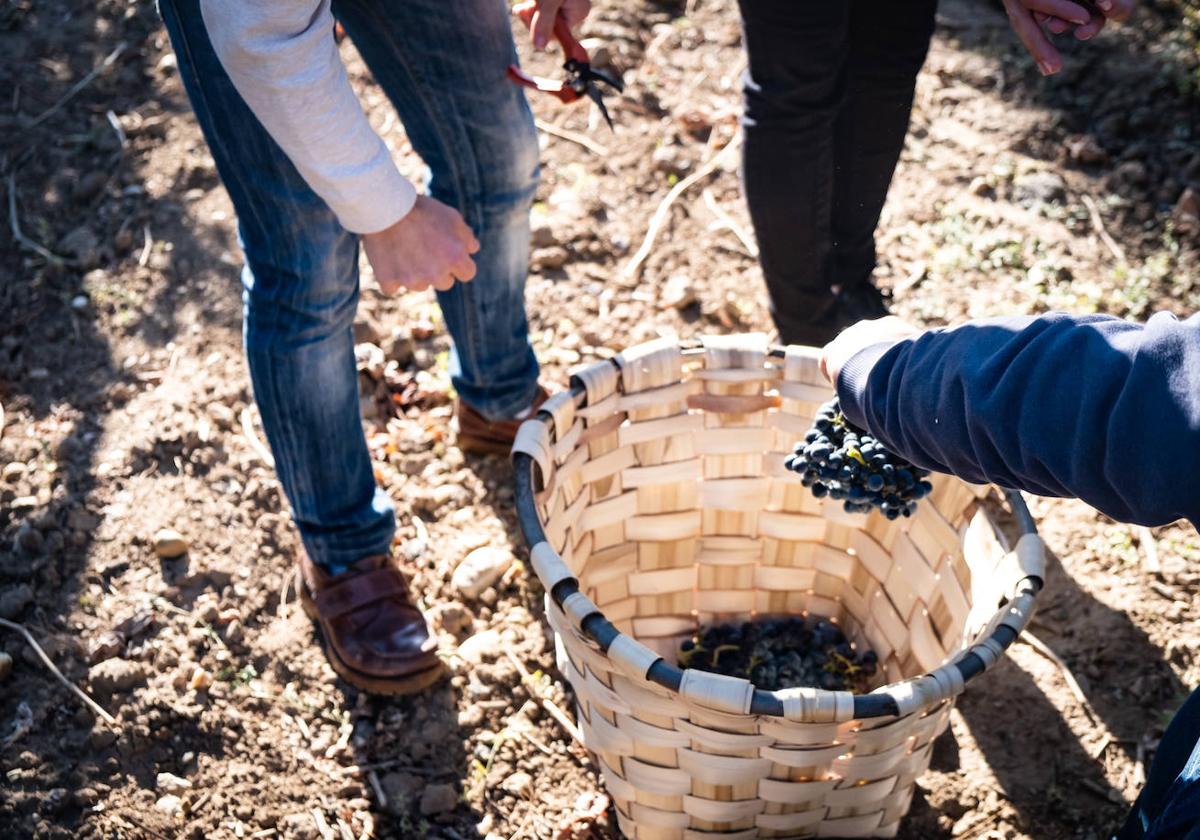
[199,0,416,233]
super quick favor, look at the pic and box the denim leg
[1119,688,1200,840]
[333,0,541,421]
[160,0,394,573]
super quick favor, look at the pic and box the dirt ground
[2,0,1200,838]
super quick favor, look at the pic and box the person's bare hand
[361,196,480,295]
[529,0,592,50]
[1002,0,1094,75]
[1016,0,1137,72]
[819,317,922,387]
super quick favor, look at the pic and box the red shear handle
[511,0,590,64]
[505,66,579,103]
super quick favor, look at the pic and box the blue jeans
[1119,687,1200,840]
[160,0,540,572]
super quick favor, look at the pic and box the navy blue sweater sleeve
[836,312,1200,528]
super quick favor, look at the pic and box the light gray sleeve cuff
[835,340,903,431]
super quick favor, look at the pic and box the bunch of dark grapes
[678,617,878,693]
[785,397,933,520]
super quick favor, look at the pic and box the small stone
[354,342,386,378]
[188,666,213,692]
[73,171,108,203]
[419,783,458,816]
[500,771,532,797]
[16,521,43,554]
[87,631,125,665]
[530,246,569,272]
[223,619,243,643]
[652,144,691,177]
[153,528,189,559]
[0,651,12,682]
[1174,187,1200,222]
[58,226,100,267]
[1111,160,1147,189]
[88,658,147,696]
[456,630,502,665]
[352,318,383,346]
[1066,135,1107,165]
[71,295,90,311]
[10,496,38,512]
[1,462,23,483]
[661,274,697,310]
[156,772,192,793]
[429,602,473,635]
[382,329,414,367]
[1012,171,1066,206]
[73,787,100,808]
[530,224,556,249]
[156,53,177,74]
[0,584,34,620]
[452,547,513,599]
[154,794,182,816]
[411,319,437,341]
[381,771,424,810]
[412,348,435,371]
[88,728,118,750]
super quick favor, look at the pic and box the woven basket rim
[513,338,1044,721]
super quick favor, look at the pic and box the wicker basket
[512,334,1044,839]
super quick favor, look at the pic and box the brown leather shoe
[298,553,445,695]
[456,385,550,456]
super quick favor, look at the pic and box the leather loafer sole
[300,589,446,696]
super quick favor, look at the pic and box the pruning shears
[507,1,624,130]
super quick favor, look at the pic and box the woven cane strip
[525,336,1035,838]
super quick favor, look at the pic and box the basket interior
[537,337,1012,696]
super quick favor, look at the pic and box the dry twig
[534,118,610,158]
[311,809,336,840]
[502,649,585,745]
[138,224,154,268]
[241,406,276,468]
[277,565,297,620]
[1136,525,1161,575]
[24,42,128,129]
[7,172,71,265]
[366,769,387,809]
[1081,194,1128,264]
[334,759,436,777]
[0,617,117,724]
[622,131,741,279]
[1020,629,1097,724]
[702,188,758,258]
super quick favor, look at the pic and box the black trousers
[739,0,938,346]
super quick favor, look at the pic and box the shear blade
[585,84,615,131]
[587,66,624,93]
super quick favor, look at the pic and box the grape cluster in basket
[679,617,878,693]
[786,397,933,519]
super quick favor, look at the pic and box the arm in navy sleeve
[836,312,1200,528]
